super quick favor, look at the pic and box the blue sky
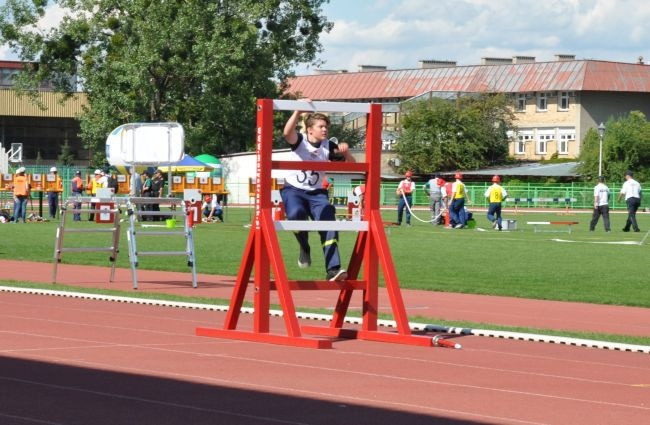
[3,0,650,75]
[299,0,650,74]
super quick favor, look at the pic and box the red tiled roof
[0,60,27,69]
[285,60,650,100]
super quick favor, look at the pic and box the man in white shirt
[589,176,610,232]
[396,171,415,226]
[202,195,224,222]
[282,102,354,281]
[617,170,642,232]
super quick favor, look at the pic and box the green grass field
[2,205,649,308]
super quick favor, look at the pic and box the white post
[597,122,605,176]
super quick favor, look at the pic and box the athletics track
[1,260,649,424]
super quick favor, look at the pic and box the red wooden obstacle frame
[196,99,434,349]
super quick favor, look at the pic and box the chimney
[357,65,387,72]
[512,55,535,64]
[418,59,457,69]
[555,54,576,61]
[481,57,513,66]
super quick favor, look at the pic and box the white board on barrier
[183,189,202,203]
[106,123,184,166]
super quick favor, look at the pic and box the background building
[3,56,650,173]
[284,55,650,161]
[0,60,87,172]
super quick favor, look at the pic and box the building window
[516,94,526,112]
[558,133,574,154]
[537,134,552,154]
[516,134,533,155]
[559,91,570,111]
[536,92,548,111]
[1,69,18,86]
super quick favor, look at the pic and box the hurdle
[52,191,122,283]
[196,99,438,349]
[508,197,577,215]
[527,221,580,234]
[124,196,197,289]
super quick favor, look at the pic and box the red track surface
[1,260,650,424]
[2,260,649,337]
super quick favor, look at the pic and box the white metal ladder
[124,197,197,289]
[52,195,122,283]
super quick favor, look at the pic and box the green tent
[195,154,222,178]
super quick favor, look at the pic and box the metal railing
[6,167,645,213]
[223,180,648,211]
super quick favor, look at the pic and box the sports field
[2,206,648,308]
[2,205,650,424]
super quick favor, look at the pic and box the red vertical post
[253,99,274,333]
[362,103,383,331]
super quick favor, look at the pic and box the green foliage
[328,120,364,148]
[57,139,75,166]
[394,94,515,174]
[1,0,333,158]
[578,111,650,181]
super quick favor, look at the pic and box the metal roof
[461,162,580,177]
[286,60,650,100]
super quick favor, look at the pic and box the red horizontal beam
[196,327,333,349]
[271,280,366,291]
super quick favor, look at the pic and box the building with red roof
[284,55,650,161]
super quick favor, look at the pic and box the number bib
[285,133,331,191]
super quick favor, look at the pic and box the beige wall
[509,93,580,160]
[0,89,87,118]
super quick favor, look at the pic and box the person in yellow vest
[47,166,63,219]
[86,169,102,221]
[484,175,508,231]
[449,172,470,228]
[11,167,31,223]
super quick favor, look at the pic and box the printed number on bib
[296,171,320,187]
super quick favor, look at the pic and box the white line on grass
[552,238,642,245]
[1,285,648,354]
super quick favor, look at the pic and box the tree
[328,120,364,149]
[393,94,515,174]
[577,111,650,182]
[57,139,75,166]
[0,0,332,165]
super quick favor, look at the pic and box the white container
[106,122,184,166]
[504,219,517,230]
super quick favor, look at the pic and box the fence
[223,180,648,212]
[3,166,647,213]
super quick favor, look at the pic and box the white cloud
[305,0,650,73]
[0,43,18,61]
[36,3,69,32]
[0,3,69,60]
